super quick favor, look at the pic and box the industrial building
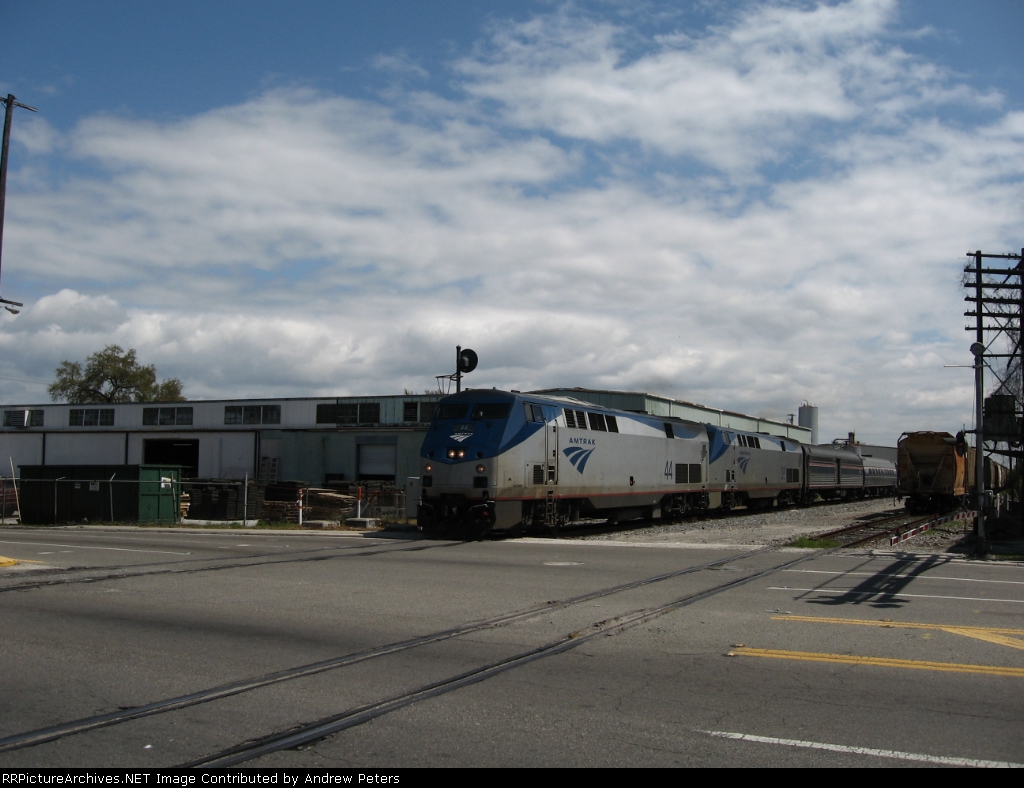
[0,389,814,486]
[0,395,441,485]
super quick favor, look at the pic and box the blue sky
[0,0,1022,443]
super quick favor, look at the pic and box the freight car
[418,389,896,538]
[897,430,1009,513]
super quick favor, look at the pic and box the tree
[48,345,185,403]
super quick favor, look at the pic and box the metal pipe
[243,473,249,528]
[9,457,19,523]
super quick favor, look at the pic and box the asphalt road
[0,526,1022,768]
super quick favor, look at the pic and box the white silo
[798,402,819,445]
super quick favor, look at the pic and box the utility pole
[963,248,1024,553]
[0,94,37,313]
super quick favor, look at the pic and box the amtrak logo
[449,433,472,442]
[563,446,595,473]
[737,456,750,473]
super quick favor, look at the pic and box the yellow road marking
[772,615,1024,651]
[0,555,16,567]
[941,628,1024,651]
[730,648,1024,677]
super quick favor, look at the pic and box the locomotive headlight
[457,449,465,459]
[424,464,433,472]
[446,449,456,459]
[475,464,485,474]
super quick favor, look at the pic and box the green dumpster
[18,465,181,524]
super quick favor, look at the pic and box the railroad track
[0,540,832,766]
[813,511,937,548]
[0,533,454,595]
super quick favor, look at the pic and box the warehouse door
[144,440,199,479]
[357,443,396,481]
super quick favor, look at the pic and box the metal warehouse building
[0,395,442,485]
[0,389,811,485]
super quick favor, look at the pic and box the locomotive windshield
[471,403,511,420]
[435,404,470,420]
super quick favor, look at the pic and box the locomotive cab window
[473,403,512,420]
[436,404,470,420]
[605,415,618,433]
[664,423,674,439]
[523,403,544,423]
[564,409,576,428]
[588,413,607,431]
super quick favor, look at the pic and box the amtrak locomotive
[417,389,896,538]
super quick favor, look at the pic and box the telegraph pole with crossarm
[0,94,38,314]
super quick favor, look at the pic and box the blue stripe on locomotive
[420,390,538,463]
[420,390,676,465]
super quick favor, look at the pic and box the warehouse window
[359,402,380,424]
[69,408,114,427]
[226,404,280,425]
[3,410,44,427]
[404,401,419,422]
[315,402,378,425]
[143,406,193,426]
[315,404,337,424]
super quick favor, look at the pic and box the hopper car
[418,389,896,538]
[897,431,1010,513]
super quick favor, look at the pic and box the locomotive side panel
[706,426,802,507]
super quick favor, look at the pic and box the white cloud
[455,0,996,172]
[0,1,1021,445]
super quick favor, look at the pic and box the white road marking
[0,540,191,556]
[769,587,1024,604]
[786,569,1024,586]
[702,731,1022,767]
[544,562,583,566]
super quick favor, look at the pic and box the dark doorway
[144,439,200,479]
[357,443,396,482]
